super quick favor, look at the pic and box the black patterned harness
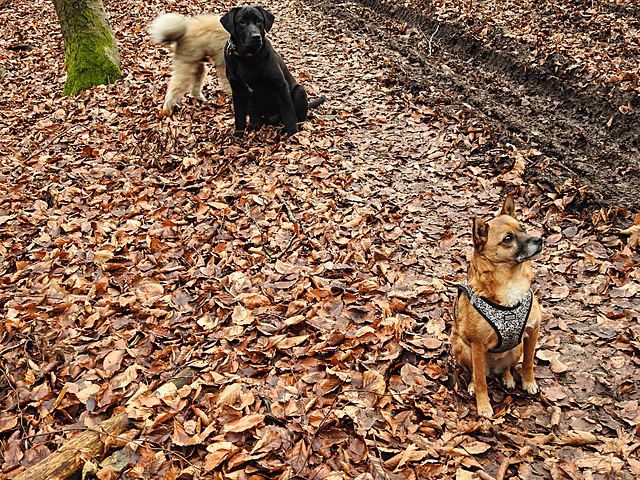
[454,281,533,354]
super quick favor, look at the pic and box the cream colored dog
[150,13,232,113]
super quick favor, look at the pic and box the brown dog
[451,193,543,418]
[150,13,232,113]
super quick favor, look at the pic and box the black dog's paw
[233,129,245,137]
[282,125,298,136]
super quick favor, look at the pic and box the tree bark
[52,0,122,95]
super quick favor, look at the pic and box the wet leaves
[1,0,639,479]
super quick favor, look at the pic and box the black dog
[220,6,324,136]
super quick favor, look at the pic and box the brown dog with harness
[451,193,543,418]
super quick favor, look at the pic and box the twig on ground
[25,124,83,162]
[0,362,29,448]
[429,24,440,56]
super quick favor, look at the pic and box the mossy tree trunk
[52,0,122,95]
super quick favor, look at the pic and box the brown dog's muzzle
[516,235,543,262]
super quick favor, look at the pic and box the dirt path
[266,1,640,476]
[305,0,640,212]
[266,0,640,476]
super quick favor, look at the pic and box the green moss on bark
[53,0,122,95]
[62,35,122,95]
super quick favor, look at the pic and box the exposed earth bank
[307,0,640,212]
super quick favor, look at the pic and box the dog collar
[225,38,254,57]
[455,281,533,354]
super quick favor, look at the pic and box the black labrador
[220,6,324,136]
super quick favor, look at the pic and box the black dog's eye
[502,234,513,244]
[256,18,262,24]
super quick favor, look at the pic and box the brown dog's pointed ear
[472,216,489,250]
[258,7,275,32]
[500,192,516,218]
[220,8,237,35]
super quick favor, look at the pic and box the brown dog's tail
[309,96,326,109]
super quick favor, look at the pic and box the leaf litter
[0,0,639,479]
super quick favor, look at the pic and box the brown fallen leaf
[205,442,239,471]
[557,430,599,446]
[222,414,265,434]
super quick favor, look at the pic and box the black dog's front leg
[277,85,298,136]
[231,87,249,134]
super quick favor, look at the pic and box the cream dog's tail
[150,13,189,44]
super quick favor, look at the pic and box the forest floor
[0,0,639,479]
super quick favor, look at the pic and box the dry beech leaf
[103,350,126,373]
[361,370,386,395]
[222,414,265,433]
[0,415,18,433]
[558,430,599,446]
[92,250,114,264]
[462,441,492,455]
[205,442,238,471]
[217,383,243,407]
[394,444,429,472]
[232,304,253,325]
[276,335,310,350]
[250,428,284,456]
[110,365,139,389]
[136,283,164,301]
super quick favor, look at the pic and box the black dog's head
[221,6,275,56]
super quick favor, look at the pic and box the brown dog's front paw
[477,401,494,419]
[522,378,538,394]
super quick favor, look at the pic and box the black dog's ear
[220,8,238,35]
[258,7,275,32]
[499,192,516,218]
[472,216,489,251]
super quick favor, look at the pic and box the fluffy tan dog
[150,13,232,113]
[451,194,543,418]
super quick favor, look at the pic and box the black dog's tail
[309,96,326,109]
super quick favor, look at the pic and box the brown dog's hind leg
[502,368,516,389]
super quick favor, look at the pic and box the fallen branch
[14,367,198,480]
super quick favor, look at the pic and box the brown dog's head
[472,193,542,264]
[221,6,274,56]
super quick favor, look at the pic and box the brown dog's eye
[502,234,513,244]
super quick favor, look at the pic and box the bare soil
[307,0,640,213]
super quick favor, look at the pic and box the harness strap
[455,281,533,354]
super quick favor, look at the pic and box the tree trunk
[52,0,122,95]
